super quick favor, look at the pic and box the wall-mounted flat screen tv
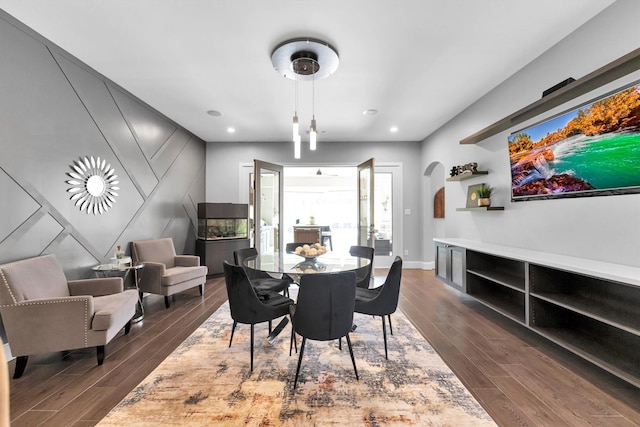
[508,81,640,201]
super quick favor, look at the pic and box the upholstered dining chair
[223,261,294,372]
[131,238,208,308]
[349,245,375,289]
[0,254,138,378]
[354,256,403,359]
[290,270,358,390]
[234,247,291,297]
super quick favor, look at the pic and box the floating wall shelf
[446,171,488,182]
[456,206,504,211]
[460,47,640,145]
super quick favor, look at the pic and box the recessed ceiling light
[390,126,398,132]
[207,110,222,117]
[362,109,378,116]
[227,127,236,133]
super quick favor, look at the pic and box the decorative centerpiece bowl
[291,243,328,260]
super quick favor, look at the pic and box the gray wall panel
[54,53,159,198]
[184,162,205,229]
[163,208,195,255]
[0,19,145,257]
[0,212,63,263]
[0,12,206,344]
[109,87,178,160]
[0,168,40,241]
[150,128,191,178]
[119,139,205,250]
[47,234,105,280]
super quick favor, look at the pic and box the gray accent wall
[0,13,206,342]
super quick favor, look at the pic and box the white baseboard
[402,260,434,270]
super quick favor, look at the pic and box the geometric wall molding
[0,167,41,242]
[0,12,206,344]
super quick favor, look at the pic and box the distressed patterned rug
[99,298,495,426]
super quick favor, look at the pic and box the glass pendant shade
[294,134,301,159]
[309,118,317,150]
[292,114,299,141]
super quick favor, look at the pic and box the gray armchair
[0,254,138,378]
[131,238,208,308]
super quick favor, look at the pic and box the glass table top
[244,251,370,275]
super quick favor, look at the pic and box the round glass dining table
[244,251,370,276]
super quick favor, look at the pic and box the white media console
[434,238,640,388]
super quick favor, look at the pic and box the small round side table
[92,263,145,322]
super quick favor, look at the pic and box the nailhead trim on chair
[0,268,18,305]
[0,298,90,346]
[0,256,59,305]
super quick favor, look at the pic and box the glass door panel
[357,158,374,248]
[374,171,393,257]
[254,160,284,253]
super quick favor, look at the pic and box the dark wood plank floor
[6,269,640,426]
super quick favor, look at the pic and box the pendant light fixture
[310,69,317,151]
[271,38,339,158]
[292,75,299,142]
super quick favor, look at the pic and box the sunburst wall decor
[66,156,119,215]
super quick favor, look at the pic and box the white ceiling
[0,0,615,143]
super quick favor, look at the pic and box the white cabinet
[433,238,640,388]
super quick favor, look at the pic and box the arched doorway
[423,161,445,268]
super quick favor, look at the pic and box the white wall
[421,0,640,267]
[206,140,423,263]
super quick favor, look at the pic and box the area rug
[99,298,495,426]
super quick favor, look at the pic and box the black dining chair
[234,247,292,297]
[354,256,403,360]
[290,270,359,389]
[349,245,375,289]
[223,261,294,372]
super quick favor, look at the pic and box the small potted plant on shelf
[475,184,493,207]
[309,215,316,225]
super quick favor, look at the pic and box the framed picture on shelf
[466,183,485,208]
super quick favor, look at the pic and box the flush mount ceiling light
[271,38,339,81]
[66,156,119,215]
[271,38,339,159]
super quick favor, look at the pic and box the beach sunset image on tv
[508,83,640,201]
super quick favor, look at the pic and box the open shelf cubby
[433,238,640,388]
[467,273,526,323]
[530,297,640,386]
[466,250,526,290]
[530,264,640,334]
